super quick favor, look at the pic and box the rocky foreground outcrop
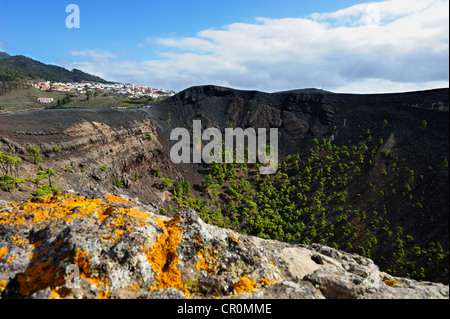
[0,191,447,299]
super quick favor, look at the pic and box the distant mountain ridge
[0,51,110,83]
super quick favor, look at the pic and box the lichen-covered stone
[0,191,448,299]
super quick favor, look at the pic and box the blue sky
[0,0,364,61]
[0,0,449,93]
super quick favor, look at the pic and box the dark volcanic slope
[149,85,448,154]
[148,86,449,187]
[150,84,449,193]
[148,85,449,283]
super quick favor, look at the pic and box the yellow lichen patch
[17,258,66,297]
[97,290,111,299]
[260,278,278,288]
[129,285,140,291]
[74,248,111,299]
[114,228,124,238]
[384,279,401,287]
[105,194,132,205]
[0,192,152,244]
[194,237,220,275]
[103,208,149,234]
[196,246,220,275]
[233,275,257,295]
[52,286,72,299]
[97,206,115,223]
[48,290,63,299]
[11,234,31,249]
[1,192,163,299]
[145,215,190,298]
[74,248,90,271]
[7,255,16,263]
[0,247,7,261]
[111,229,125,245]
[28,251,38,259]
[12,234,24,245]
[117,207,149,228]
[228,234,240,242]
[101,231,113,241]
[1,192,106,229]
[102,207,150,243]
[106,212,125,228]
[0,280,7,291]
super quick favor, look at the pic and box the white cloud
[64,0,449,93]
[69,49,119,61]
[311,0,432,25]
[333,78,449,94]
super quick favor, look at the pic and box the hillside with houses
[1,52,175,112]
[0,79,175,114]
[33,81,175,101]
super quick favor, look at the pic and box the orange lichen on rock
[114,228,124,238]
[97,206,115,223]
[384,279,401,287]
[101,228,126,245]
[48,290,64,299]
[1,192,105,228]
[233,275,257,295]
[228,234,240,242]
[233,276,278,295]
[75,248,111,299]
[1,192,151,236]
[145,214,190,298]
[118,207,150,229]
[0,280,7,291]
[196,245,220,275]
[12,234,27,247]
[104,194,132,205]
[106,212,126,228]
[0,247,7,261]
[0,192,162,299]
[0,192,194,299]
[129,285,140,291]
[17,258,66,297]
[260,277,278,287]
